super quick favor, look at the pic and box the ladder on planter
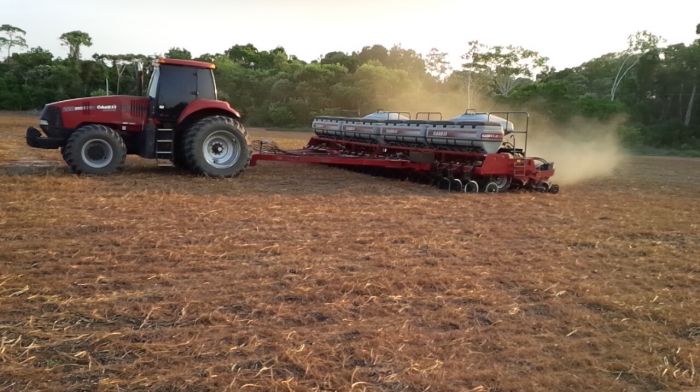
[513,159,527,178]
[155,128,174,167]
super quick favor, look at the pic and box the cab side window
[158,65,196,110]
[197,69,217,100]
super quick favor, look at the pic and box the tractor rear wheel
[184,116,250,177]
[171,130,189,170]
[61,124,127,175]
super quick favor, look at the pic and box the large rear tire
[183,116,250,177]
[61,124,126,175]
[172,130,189,170]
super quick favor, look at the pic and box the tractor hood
[45,95,148,113]
[43,95,150,132]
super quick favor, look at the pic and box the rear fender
[177,100,241,129]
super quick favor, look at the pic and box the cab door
[155,65,198,126]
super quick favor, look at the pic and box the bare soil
[1,114,698,391]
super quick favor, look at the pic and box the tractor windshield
[147,68,160,98]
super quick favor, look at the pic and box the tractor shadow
[124,162,446,197]
[0,159,448,198]
[0,160,66,176]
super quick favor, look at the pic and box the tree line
[1,23,699,150]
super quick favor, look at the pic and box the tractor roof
[155,58,215,70]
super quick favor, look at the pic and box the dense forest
[0,23,699,150]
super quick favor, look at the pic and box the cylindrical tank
[312,111,509,154]
[340,120,383,141]
[312,117,344,138]
[425,122,504,154]
[450,112,514,132]
[382,121,428,145]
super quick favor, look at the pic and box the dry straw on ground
[0,113,698,391]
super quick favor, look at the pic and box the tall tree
[225,44,261,68]
[355,45,389,66]
[462,41,550,97]
[684,26,700,127]
[426,48,450,80]
[165,47,192,60]
[610,31,664,101]
[0,24,27,60]
[94,53,149,94]
[59,30,92,61]
[320,51,358,72]
[386,45,426,75]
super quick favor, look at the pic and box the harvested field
[0,113,698,391]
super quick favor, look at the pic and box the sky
[2,0,699,70]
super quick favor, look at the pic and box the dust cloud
[526,117,626,185]
[373,88,626,186]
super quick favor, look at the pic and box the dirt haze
[528,118,626,185]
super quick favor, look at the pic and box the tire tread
[61,124,127,175]
[183,116,250,177]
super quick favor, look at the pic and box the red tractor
[26,58,250,177]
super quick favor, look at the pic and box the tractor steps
[155,128,174,167]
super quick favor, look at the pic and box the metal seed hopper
[251,110,558,193]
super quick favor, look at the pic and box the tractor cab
[147,58,218,127]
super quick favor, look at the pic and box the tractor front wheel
[61,124,127,175]
[184,116,250,177]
